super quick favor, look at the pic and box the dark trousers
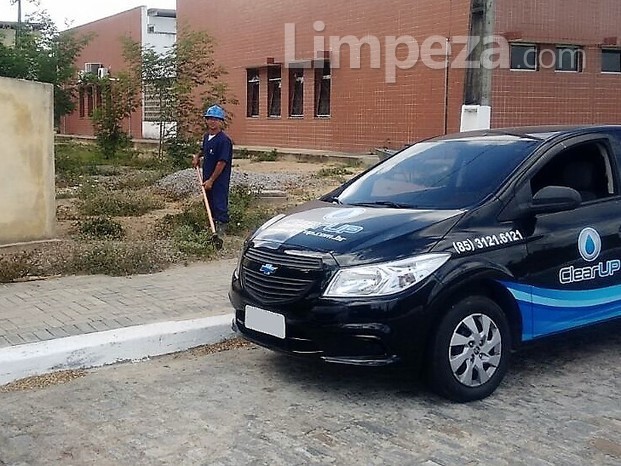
[207,185,229,224]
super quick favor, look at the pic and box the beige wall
[0,77,55,245]
[0,28,16,47]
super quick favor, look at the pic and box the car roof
[432,125,621,143]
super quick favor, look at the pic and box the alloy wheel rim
[448,313,502,387]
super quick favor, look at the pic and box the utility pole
[14,0,22,46]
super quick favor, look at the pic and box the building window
[246,69,259,117]
[289,69,304,117]
[143,81,174,122]
[268,66,282,117]
[602,49,621,73]
[79,87,85,117]
[96,87,103,109]
[315,61,331,117]
[556,46,583,72]
[86,86,94,117]
[510,44,538,71]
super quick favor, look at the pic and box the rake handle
[195,166,217,235]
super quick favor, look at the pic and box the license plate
[245,305,286,339]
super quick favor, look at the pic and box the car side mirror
[531,186,581,214]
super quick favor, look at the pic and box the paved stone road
[0,321,619,465]
[0,259,237,348]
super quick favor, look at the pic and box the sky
[0,0,176,30]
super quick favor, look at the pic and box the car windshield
[335,136,539,209]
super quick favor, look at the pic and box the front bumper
[229,274,437,366]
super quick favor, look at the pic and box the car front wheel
[428,295,511,402]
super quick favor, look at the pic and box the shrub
[93,118,132,160]
[69,241,172,276]
[0,241,175,282]
[114,171,166,190]
[157,185,272,238]
[77,217,125,240]
[237,148,250,159]
[254,148,278,162]
[54,143,101,183]
[235,147,251,159]
[317,166,353,177]
[228,184,273,235]
[158,201,208,237]
[0,251,36,282]
[77,189,165,217]
[165,136,200,170]
[172,225,218,258]
[55,141,162,186]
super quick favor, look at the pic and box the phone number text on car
[453,230,524,254]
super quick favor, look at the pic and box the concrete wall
[0,77,55,246]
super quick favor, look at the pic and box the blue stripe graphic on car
[498,281,621,341]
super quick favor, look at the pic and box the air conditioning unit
[97,67,109,79]
[84,62,103,74]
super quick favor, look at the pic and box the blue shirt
[202,131,233,223]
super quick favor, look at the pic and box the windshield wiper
[350,201,414,209]
[322,195,342,204]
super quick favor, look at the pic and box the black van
[229,126,621,402]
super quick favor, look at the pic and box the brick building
[60,7,176,139]
[176,0,621,153]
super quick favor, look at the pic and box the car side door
[510,134,621,339]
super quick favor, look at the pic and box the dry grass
[0,370,88,392]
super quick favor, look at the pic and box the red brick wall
[492,0,621,127]
[61,7,143,138]
[177,0,471,152]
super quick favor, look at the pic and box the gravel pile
[156,168,307,198]
[231,171,306,192]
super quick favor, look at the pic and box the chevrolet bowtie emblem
[259,263,278,276]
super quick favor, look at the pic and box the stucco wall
[0,77,55,245]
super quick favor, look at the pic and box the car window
[337,137,539,209]
[530,140,616,202]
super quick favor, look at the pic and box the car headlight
[323,253,451,298]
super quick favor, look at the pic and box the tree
[89,40,142,158]
[122,37,176,159]
[0,2,91,125]
[89,77,139,159]
[122,27,238,167]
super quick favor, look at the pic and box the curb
[0,314,235,386]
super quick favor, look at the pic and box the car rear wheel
[428,295,511,402]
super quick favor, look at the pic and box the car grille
[241,247,324,304]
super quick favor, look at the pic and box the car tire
[428,295,511,402]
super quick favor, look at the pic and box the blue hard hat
[204,105,226,120]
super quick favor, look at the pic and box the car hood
[250,201,465,266]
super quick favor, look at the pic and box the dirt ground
[0,157,363,283]
[57,159,354,239]
[234,159,330,175]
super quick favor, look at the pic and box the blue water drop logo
[578,228,601,262]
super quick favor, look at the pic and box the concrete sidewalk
[0,259,238,384]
